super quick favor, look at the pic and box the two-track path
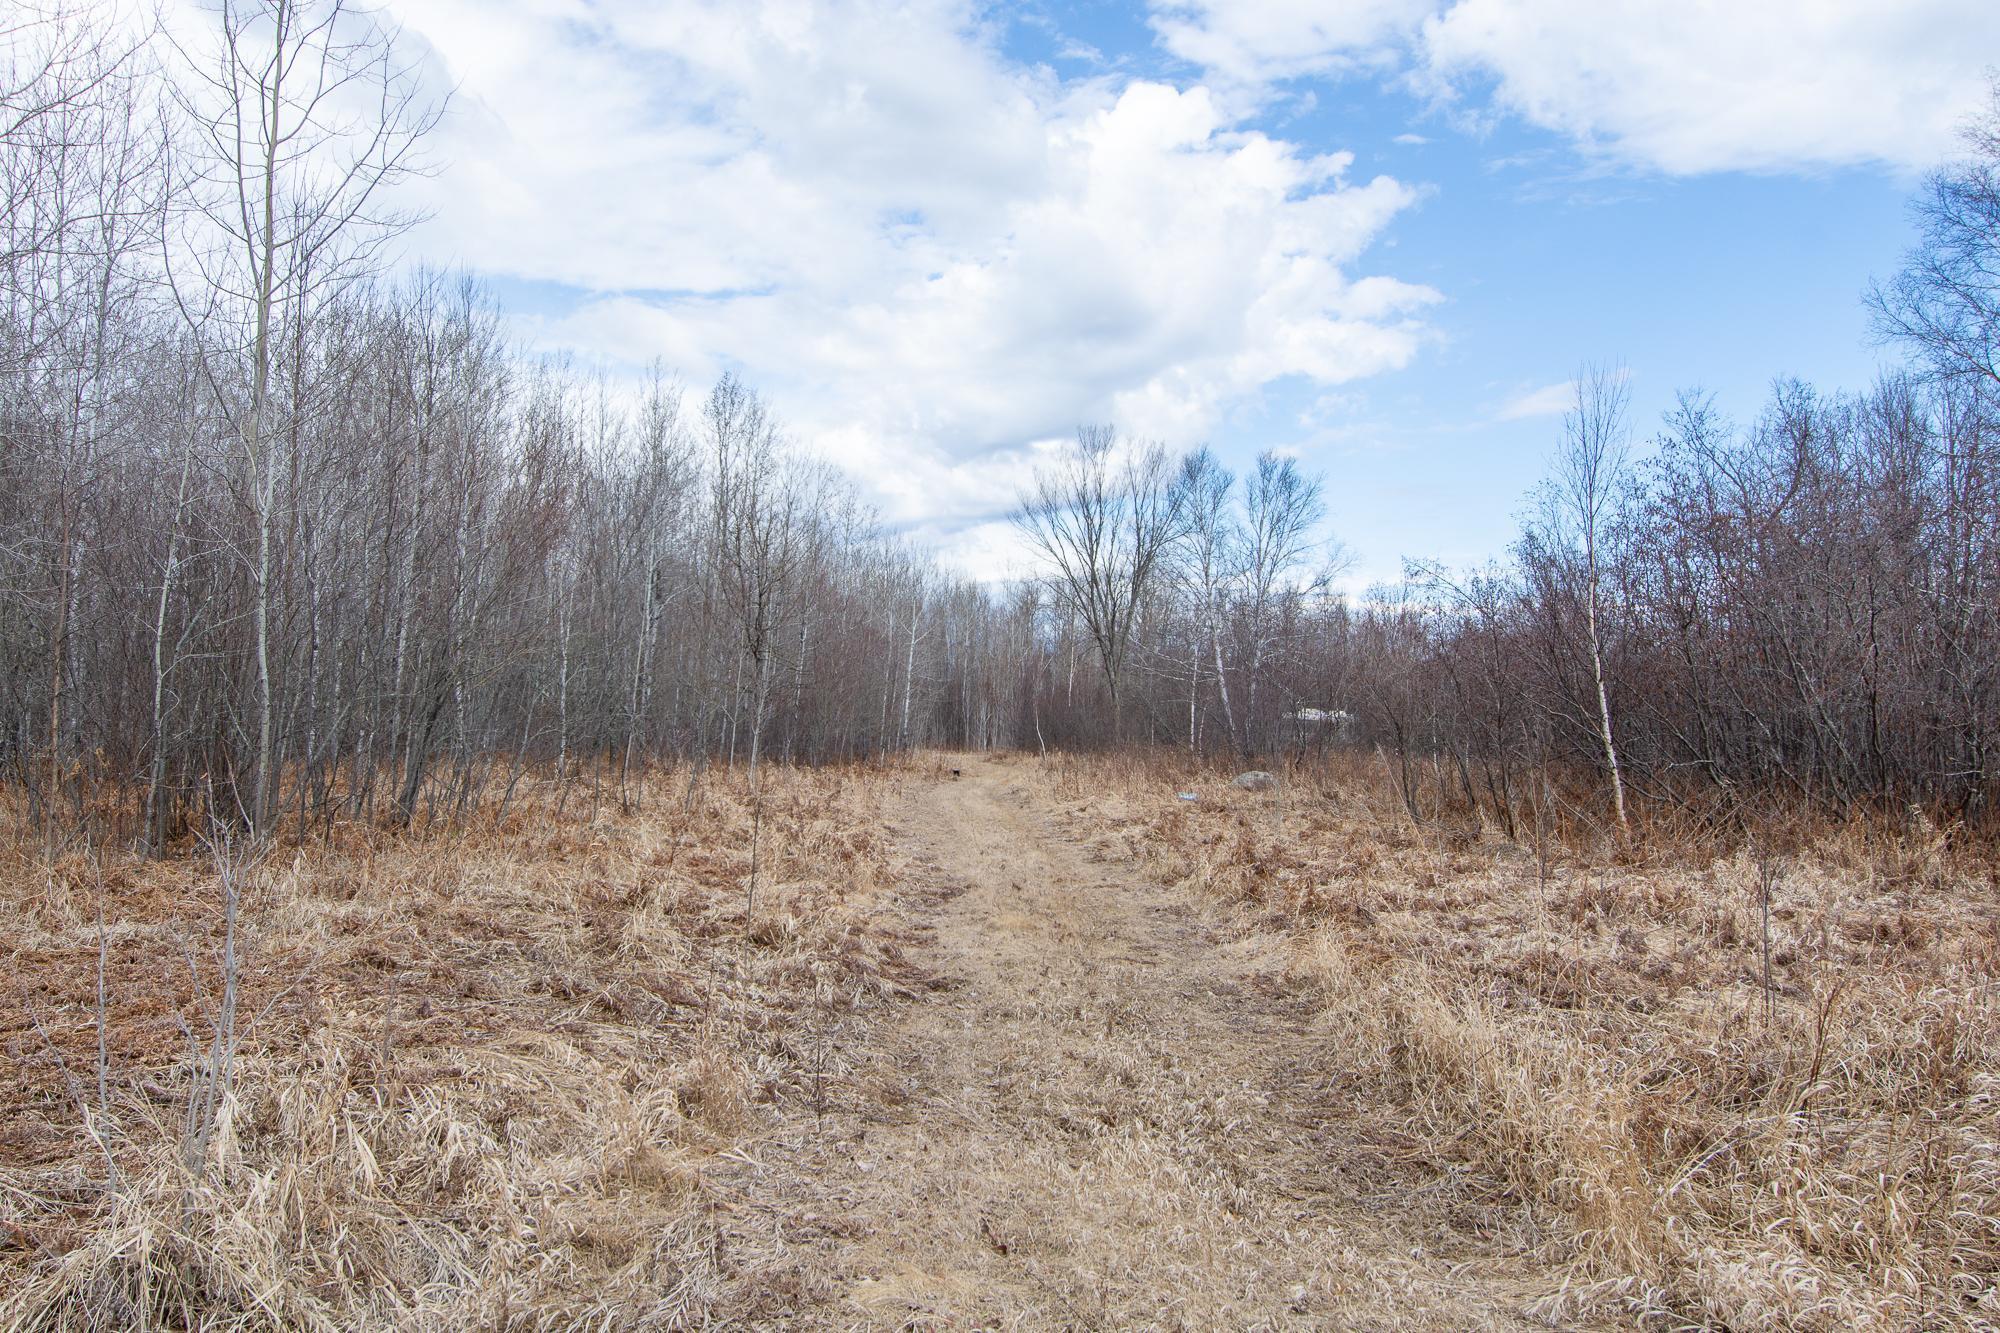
[707,754,1558,1329]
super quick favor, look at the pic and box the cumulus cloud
[384,0,1437,573]
[1149,0,2000,175]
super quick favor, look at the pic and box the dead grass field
[1043,750,2000,1330]
[1,762,926,1329]
[683,750,1559,1329]
[5,750,1995,1330]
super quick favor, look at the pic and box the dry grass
[1043,749,2000,1331]
[711,748,1551,1329]
[0,761,923,1330]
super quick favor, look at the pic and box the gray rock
[1231,770,1278,792]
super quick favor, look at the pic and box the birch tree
[1174,447,1238,753]
[166,0,442,835]
[1551,365,1632,830]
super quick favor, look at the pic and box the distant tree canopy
[3,4,1997,847]
[0,2,1008,848]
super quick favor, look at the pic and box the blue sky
[1196,105,1914,582]
[382,0,1997,588]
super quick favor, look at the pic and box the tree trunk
[1585,566,1629,830]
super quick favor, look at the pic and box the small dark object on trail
[952,768,962,777]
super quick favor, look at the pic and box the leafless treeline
[9,3,1998,846]
[1008,84,2000,828]
[2,2,1019,847]
[1009,365,1998,825]
[1397,369,1998,827]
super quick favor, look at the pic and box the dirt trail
[712,754,1551,1329]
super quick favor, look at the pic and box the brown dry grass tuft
[0,761,921,1330]
[1043,749,2000,1331]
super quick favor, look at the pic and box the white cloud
[1151,0,1434,87]
[1148,0,2000,174]
[385,0,1437,574]
[1422,0,2000,175]
[1495,378,1573,420]
[929,517,1043,583]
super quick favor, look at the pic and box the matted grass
[1041,749,2000,1330]
[1,761,924,1329]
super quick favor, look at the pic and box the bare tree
[1174,447,1239,753]
[1239,450,1328,755]
[1014,426,1186,740]
[1,3,152,283]
[1870,77,2000,385]
[1,4,165,847]
[1551,365,1632,831]
[708,373,804,779]
[165,0,443,835]
[618,365,692,797]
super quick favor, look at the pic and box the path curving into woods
[706,754,1563,1329]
